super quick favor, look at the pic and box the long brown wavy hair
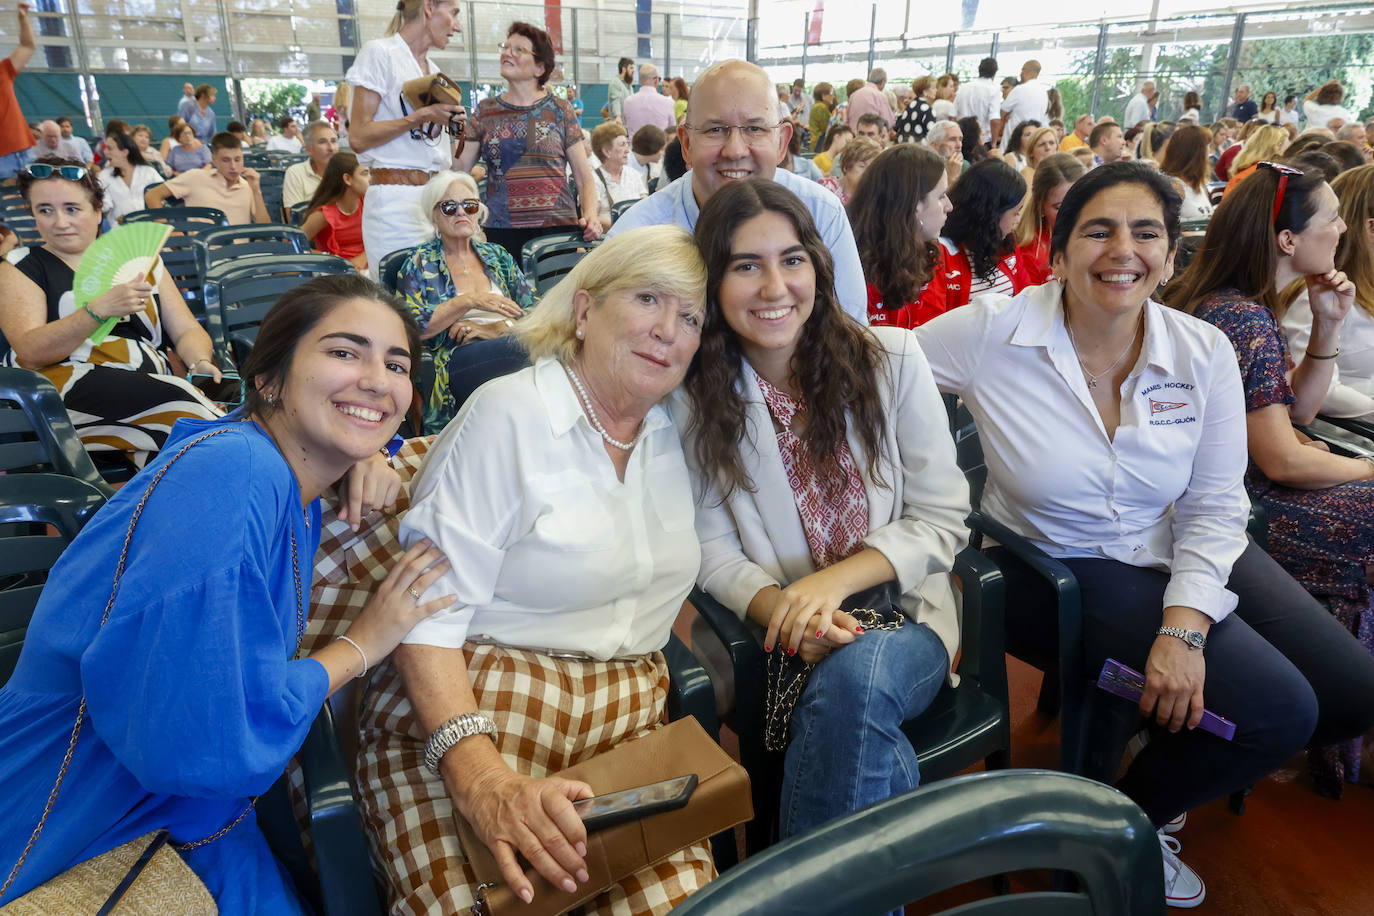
[848,144,944,309]
[687,179,889,499]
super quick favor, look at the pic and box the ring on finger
[407,586,422,601]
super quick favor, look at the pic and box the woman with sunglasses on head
[453,22,601,262]
[1164,161,1374,796]
[397,170,534,432]
[345,0,468,270]
[0,156,220,468]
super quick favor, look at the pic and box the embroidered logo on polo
[1141,381,1197,426]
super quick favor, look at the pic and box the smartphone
[188,371,244,409]
[573,774,698,833]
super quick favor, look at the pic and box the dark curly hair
[942,158,1025,280]
[687,178,888,499]
[849,144,945,311]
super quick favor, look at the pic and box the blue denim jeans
[0,146,35,180]
[779,619,948,840]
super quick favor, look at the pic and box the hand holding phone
[189,371,244,409]
[572,774,697,833]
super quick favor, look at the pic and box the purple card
[1096,658,1236,741]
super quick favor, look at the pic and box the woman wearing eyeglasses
[453,22,602,261]
[0,156,220,469]
[345,0,467,270]
[397,170,535,432]
[1164,162,1374,796]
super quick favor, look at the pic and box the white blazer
[672,325,971,669]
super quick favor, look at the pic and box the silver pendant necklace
[1065,313,1141,390]
[562,362,643,451]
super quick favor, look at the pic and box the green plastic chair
[0,474,108,685]
[670,769,1165,916]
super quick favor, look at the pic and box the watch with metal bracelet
[1157,626,1207,650]
[423,712,499,774]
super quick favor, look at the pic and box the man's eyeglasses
[25,163,87,181]
[438,198,481,216]
[1257,161,1303,224]
[498,41,534,58]
[683,122,780,147]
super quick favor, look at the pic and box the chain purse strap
[0,426,306,900]
[762,605,904,754]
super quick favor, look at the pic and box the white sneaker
[1159,832,1206,909]
[1162,811,1186,835]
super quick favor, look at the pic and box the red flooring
[678,607,1374,915]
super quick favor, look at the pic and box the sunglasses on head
[1256,161,1303,224]
[438,198,481,216]
[25,163,88,181]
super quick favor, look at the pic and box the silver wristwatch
[1157,626,1207,650]
[424,712,498,774]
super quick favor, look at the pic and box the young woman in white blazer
[674,178,971,847]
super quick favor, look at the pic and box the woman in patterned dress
[455,22,601,262]
[396,170,535,433]
[355,226,715,915]
[676,178,969,850]
[0,156,220,468]
[1165,162,1374,794]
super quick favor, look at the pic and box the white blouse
[1282,289,1374,420]
[399,358,701,659]
[593,164,647,218]
[344,33,452,172]
[915,281,1251,622]
[99,165,164,224]
[1178,183,1213,221]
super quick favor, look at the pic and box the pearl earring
[575,328,584,339]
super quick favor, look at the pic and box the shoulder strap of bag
[0,428,235,902]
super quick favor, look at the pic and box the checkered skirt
[356,647,715,915]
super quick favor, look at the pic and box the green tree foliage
[242,79,308,125]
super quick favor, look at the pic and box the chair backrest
[193,224,311,285]
[523,234,599,297]
[520,230,584,275]
[609,199,637,224]
[288,201,310,226]
[158,233,209,319]
[0,367,113,497]
[255,168,287,225]
[377,247,415,294]
[205,254,355,363]
[670,770,1165,916]
[0,474,107,685]
[123,206,228,232]
[2,214,40,245]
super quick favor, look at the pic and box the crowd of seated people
[6,39,1374,916]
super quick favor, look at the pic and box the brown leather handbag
[457,716,751,916]
[400,72,466,154]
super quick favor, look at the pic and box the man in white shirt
[55,116,91,165]
[265,116,304,153]
[282,120,339,213]
[954,57,1002,147]
[622,63,675,139]
[1123,80,1154,128]
[608,59,868,324]
[35,120,78,160]
[999,60,1049,152]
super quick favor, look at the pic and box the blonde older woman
[356,225,715,916]
[396,169,535,433]
[1019,125,1060,184]
[819,136,882,205]
[1223,123,1288,195]
[588,121,647,231]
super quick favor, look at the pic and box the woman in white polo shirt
[916,162,1374,910]
[346,0,467,269]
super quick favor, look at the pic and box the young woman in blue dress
[0,275,455,913]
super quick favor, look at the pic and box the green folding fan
[73,221,173,344]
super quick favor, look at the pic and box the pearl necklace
[562,362,643,451]
[1064,312,1142,390]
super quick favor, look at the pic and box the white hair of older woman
[924,120,962,148]
[415,169,489,241]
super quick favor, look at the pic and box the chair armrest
[688,587,766,734]
[664,632,720,741]
[1298,419,1374,458]
[299,704,384,916]
[967,511,1085,773]
[952,546,1007,709]
[1246,499,1269,552]
[1317,413,1374,444]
